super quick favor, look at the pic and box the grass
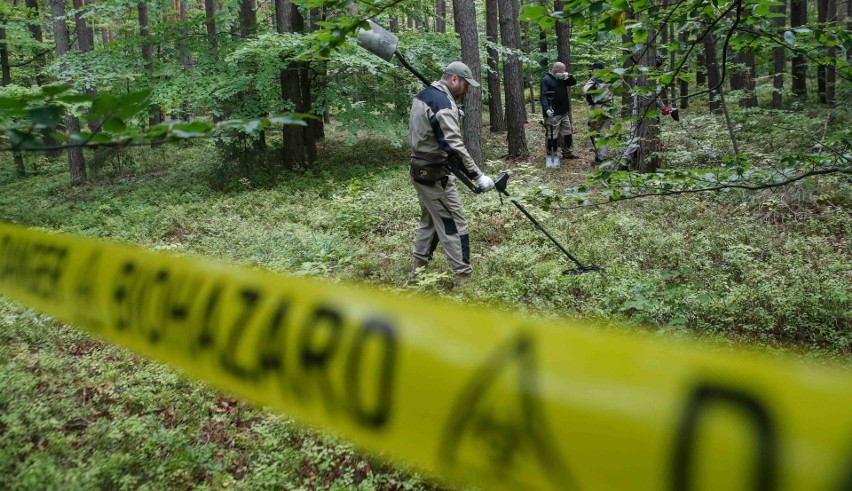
[0,100,849,488]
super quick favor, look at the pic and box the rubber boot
[562,135,579,159]
[452,272,472,290]
[408,256,429,282]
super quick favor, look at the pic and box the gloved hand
[476,174,495,192]
[546,108,555,117]
[555,72,569,80]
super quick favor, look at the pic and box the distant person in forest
[540,62,579,160]
[618,54,679,171]
[583,61,614,167]
[407,61,495,289]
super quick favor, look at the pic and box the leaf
[0,97,26,110]
[41,84,73,97]
[102,117,127,133]
[88,94,119,120]
[607,11,626,32]
[28,105,64,129]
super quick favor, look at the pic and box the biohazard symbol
[438,333,580,490]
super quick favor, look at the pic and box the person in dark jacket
[540,62,579,160]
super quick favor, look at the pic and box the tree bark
[0,19,10,86]
[702,32,722,114]
[772,0,786,108]
[825,0,836,105]
[239,0,257,38]
[205,0,218,49]
[435,0,446,33]
[25,0,61,155]
[139,2,162,136]
[276,0,312,169]
[734,26,757,108]
[632,43,661,173]
[817,0,827,102]
[485,0,505,133]
[678,30,689,109]
[554,1,570,69]
[452,0,483,166]
[51,0,86,186]
[72,0,101,132]
[790,0,807,97]
[498,0,528,157]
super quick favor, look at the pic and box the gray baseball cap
[443,61,480,87]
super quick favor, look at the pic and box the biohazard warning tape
[0,222,851,490]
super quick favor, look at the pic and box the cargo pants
[411,174,472,275]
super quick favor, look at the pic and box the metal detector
[493,172,601,274]
[357,22,601,274]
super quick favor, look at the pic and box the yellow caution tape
[1,222,850,490]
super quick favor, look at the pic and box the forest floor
[0,102,849,489]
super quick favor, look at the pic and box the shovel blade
[356,20,399,62]
[545,155,561,169]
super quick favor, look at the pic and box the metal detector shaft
[499,189,587,270]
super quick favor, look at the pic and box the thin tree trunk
[73,0,101,132]
[239,0,257,38]
[52,0,86,186]
[435,0,446,33]
[679,30,690,109]
[25,0,61,155]
[772,0,786,108]
[452,0,483,166]
[621,16,633,117]
[790,0,807,97]
[554,1,573,124]
[485,0,505,133]
[735,26,757,108]
[178,0,192,120]
[634,47,661,173]
[0,19,10,85]
[205,0,218,49]
[498,0,528,157]
[389,17,399,32]
[703,32,722,114]
[825,0,837,105]
[522,19,534,118]
[277,0,307,168]
[139,2,162,140]
[0,18,24,176]
[817,0,828,102]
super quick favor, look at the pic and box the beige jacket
[408,81,482,179]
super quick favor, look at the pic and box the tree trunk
[276,0,309,169]
[825,0,837,105]
[51,0,86,185]
[452,0,483,166]
[239,0,257,38]
[817,0,827,102]
[734,26,757,108]
[389,17,398,32]
[0,19,10,86]
[554,1,570,68]
[679,30,689,109]
[702,32,722,114]
[633,44,661,173]
[554,1,573,125]
[790,0,807,97]
[498,0,528,157]
[435,0,446,33]
[178,0,192,120]
[25,0,61,155]
[621,17,633,117]
[485,0,505,133]
[696,51,706,86]
[139,2,162,137]
[73,0,101,132]
[772,0,786,109]
[205,0,218,49]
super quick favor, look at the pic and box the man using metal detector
[408,62,496,288]
[540,62,578,168]
[583,61,614,168]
